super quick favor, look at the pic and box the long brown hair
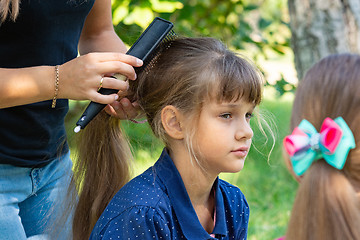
[0,0,20,22]
[71,113,132,240]
[285,53,360,239]
[72,37,264,239]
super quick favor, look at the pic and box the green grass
[65,90,298,240]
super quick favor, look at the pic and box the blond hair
[285,53,360,239]
[0,0,20,22]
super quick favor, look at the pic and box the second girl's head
[130,37,264,171]
[284,53,360,240]
[289,53,360,183]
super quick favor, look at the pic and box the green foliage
[111,0,294,96]
[266,74,296,96]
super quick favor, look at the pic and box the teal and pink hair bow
[283,117,355,176]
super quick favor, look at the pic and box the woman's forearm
[0,66,54,108]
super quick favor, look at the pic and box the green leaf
[150,0,183,12]
[112,5,129,25]
[258,18,272,30]
[243,4,258,11]
[124,7,154,28]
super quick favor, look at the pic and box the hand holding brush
[74,17,175,133]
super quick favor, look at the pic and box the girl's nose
[235,120,253,141]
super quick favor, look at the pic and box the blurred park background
[65,0,360,239]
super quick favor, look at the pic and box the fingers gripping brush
[74,17,175,133]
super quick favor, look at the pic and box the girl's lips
[231,147,249,157]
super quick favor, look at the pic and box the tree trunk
[288,0,360,80]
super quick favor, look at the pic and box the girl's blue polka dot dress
[90,149,249,240]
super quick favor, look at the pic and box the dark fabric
[0,0,95,167]
[90,149,250,240]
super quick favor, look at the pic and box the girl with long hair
[76,37,268,239]
[282,53,360,239]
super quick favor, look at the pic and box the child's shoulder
[113,167,168,208]
[103,166,170,213]
[91,167,172,239]
[218,178,248,205]
[218,178,245,194]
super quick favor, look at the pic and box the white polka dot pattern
[89,149,250,240]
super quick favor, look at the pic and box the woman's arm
[79,0,141,119]
[0,53,140,109]
[0,66,54,108]
[0,0,142,110]
[79,0,127,54]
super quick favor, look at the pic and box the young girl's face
[192,97,255,176]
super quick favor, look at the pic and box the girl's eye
[220,113,232,119]
[246,112,254,120]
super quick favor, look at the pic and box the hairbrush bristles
[143,30,177,74]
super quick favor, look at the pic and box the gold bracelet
[51,65,60,108]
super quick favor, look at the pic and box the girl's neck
[169,147,217,233]
[169,146,217,199]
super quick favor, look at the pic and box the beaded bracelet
[51,65,60,108]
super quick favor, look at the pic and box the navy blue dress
[0,0,95,167]
[90,149,250,240]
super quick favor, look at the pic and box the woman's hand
[58,52,143,104]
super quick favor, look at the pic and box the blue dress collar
[154,148,227,239]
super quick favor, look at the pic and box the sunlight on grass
[130,148,161,176]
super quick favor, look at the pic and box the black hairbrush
[74,17,174,133]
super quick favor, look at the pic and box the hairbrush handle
[74,17,173,133]
[73,86,120,133]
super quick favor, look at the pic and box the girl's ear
[161,105,184,140]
